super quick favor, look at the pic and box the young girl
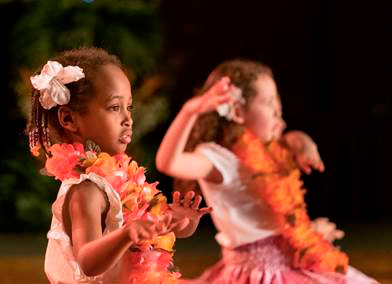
[156,59,379,283]
[27,47,210,284]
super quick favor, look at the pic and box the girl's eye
[127,105,133,112]
[109,105,120,111]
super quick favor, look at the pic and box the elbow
[79,261,99,277]
[155,155,170,174]
[155,156,164,172]
[77,255,104,277]
[82,268,98,277]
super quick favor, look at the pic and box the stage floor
[0,223,391,283]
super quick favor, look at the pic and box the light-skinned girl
[156,59,378,283]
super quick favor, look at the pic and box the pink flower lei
[44,143,176,253]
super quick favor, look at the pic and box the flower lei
[44,143,180,282]
[232,129,349,273]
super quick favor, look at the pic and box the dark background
[158,0,392,224]
[0,0,391,232]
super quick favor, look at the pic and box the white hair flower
[30,60,85,110]
[216,85,245,121]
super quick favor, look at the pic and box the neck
[61,131,84,145]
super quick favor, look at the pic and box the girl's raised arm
[156,77,232,180]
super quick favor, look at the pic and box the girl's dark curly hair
[27,47,122,155]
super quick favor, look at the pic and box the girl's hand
[284,131,325,174]
[312,217,345,242]
[127,219,167,245]
[168,191,212,234]
[183,77,233,115]
[296,141,324,174]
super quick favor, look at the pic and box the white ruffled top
[44,172,124,284]
[196,143,280,249]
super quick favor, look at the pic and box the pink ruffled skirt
[190,235,379,284]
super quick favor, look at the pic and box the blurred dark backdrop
[158,0,392,224]
[0,0,391,232]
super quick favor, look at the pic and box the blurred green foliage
[0,140,58,231]
[2,0,170,231]
[10,0,161,75]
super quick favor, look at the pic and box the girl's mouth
[119,134,131,144]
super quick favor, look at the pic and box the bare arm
[156,77,232,180]
[68,181,161,276]
[282,130,325,173]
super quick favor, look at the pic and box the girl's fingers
[207,93,232,110]
[319,160,325,172]
[298,158,311,174]
[138,226,152,239]
[129,227,139,243]
[198,207,213,215]
[216,92,234,104]
[168,218,189,232]
[172,191,181,205]
[209,77,230,95]
[191,195,202,209]
[183,191,195,207]
[334,229,345,239]
[156,223,169,235]
[316,217,329,223]
[160,212,173,230]
[155,222,164,233]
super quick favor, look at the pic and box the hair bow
[30,60,85,110]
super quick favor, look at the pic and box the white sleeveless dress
[44,172,124,284]
[193,142,379,284]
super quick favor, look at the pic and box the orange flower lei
[232,130,349,273]
[44,143,180,282]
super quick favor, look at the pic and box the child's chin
[259,134,273,144]
[103,145,127,155]
[117,144,128,153]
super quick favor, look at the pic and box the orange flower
[151,232,176,253]
[86,153,131,189]
[149,194,168,216]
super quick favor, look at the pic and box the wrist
[122,223,136,245]
[182,100,202,118]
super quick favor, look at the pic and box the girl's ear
[231,103,245,124]
[58,106,78,132]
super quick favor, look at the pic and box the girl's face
[243,74,285,143]
[74,64,133,155]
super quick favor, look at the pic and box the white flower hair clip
[216,85,245,121]
[30,60,85,110]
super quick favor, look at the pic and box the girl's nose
[122,110,132,128]
[123,119,132,128]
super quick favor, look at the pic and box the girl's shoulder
[195,142,240,184]
[196,142,238,164]
[67,179,108,208]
